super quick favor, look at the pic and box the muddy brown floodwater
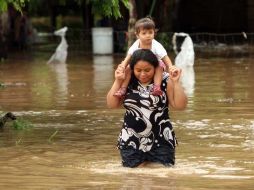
[0,51,254,189]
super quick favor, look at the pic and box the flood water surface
[0,52,254,189]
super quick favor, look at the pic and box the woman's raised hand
[169,66,181,82]
[115,64,126,80]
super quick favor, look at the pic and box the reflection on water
[0,52,254,189]
[93,55,114,94]
[48,61,68,106]
[179,65,195,97]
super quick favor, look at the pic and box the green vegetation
[15,138,22,145]
[48,130,59,143]
[0,82,4,88]
[156,32,172,52]
[12,118,34,130]
[84,0,129,19]
[0,0,28,13]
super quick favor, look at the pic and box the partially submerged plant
[48,130,59,143]
[16,138,22,145]
[12,118,34,130]
[0,82,5,88]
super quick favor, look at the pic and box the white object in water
[47,26,68,64]
[172,32,195,67]
[172,32,195,96]
[179,66,195,96]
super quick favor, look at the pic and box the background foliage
[0,0,28,13]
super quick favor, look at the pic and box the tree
[80,0,129,20]
[127,0,136,48]
[0,0,28,13]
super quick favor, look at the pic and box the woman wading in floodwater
[107,49,187,168]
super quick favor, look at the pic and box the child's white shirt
[127,39,167,60]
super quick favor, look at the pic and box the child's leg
[113,66,131,98]
[152,65,163,96]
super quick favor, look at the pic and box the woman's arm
[166,67,188,110]
[106,65,125,108]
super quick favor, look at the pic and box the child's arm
[120,54,132,68]
[162,55,173,72]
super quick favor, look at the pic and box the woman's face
[133,60,155,85]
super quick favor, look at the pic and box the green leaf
[87,0,129,19]
[0,0,8,12]
[0,0,29,13]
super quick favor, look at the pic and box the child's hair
[134,17,156,34]
[130,49,158,70]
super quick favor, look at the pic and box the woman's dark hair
[128,49,159,88]
[130,49,159,70]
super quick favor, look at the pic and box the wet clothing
[118,73,177,167]
[120,144,175,168]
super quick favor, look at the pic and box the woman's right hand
[115,64,126,80]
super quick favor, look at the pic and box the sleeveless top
[117,73,176,152]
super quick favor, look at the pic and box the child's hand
[169,66,181,82]
[119,61,126,68]
[115,64,126,80]
[168,65,179,76]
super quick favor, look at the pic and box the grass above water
[12,118,34,130]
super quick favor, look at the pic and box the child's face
[136,28,155,45]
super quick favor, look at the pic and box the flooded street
[0,50,254,189]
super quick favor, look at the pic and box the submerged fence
[188,32,254,57]
[36,28,254,57]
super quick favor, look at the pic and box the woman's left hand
[169,66,181,82]
[167,66,187,109]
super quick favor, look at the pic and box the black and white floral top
[118,73,176,152]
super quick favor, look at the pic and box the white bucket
[92,27,113,54]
